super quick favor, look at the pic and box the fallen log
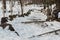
[29,29,60,38]
[21,21,46,24]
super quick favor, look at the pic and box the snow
[0,27,21,40]
[58,12,60,18]
[0,1,60,40]
[28,10,47,21]
[23,4,44,13]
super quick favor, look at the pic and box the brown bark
[2,0,6,17]
[19,0,23,15]
[55,0,60,11]
[2,0,6,9]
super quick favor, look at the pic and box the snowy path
[0,1,60,40]
[7,17,60,40]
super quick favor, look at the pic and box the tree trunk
[2,0,6,17]
[46,7,52,21]
[19,0,23,16]
[10,0,13,15]
[2,0,6,9]
[56,0,60,11]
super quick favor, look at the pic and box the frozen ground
[0,1,60,40]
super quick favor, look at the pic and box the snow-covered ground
[0,1,60,40]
